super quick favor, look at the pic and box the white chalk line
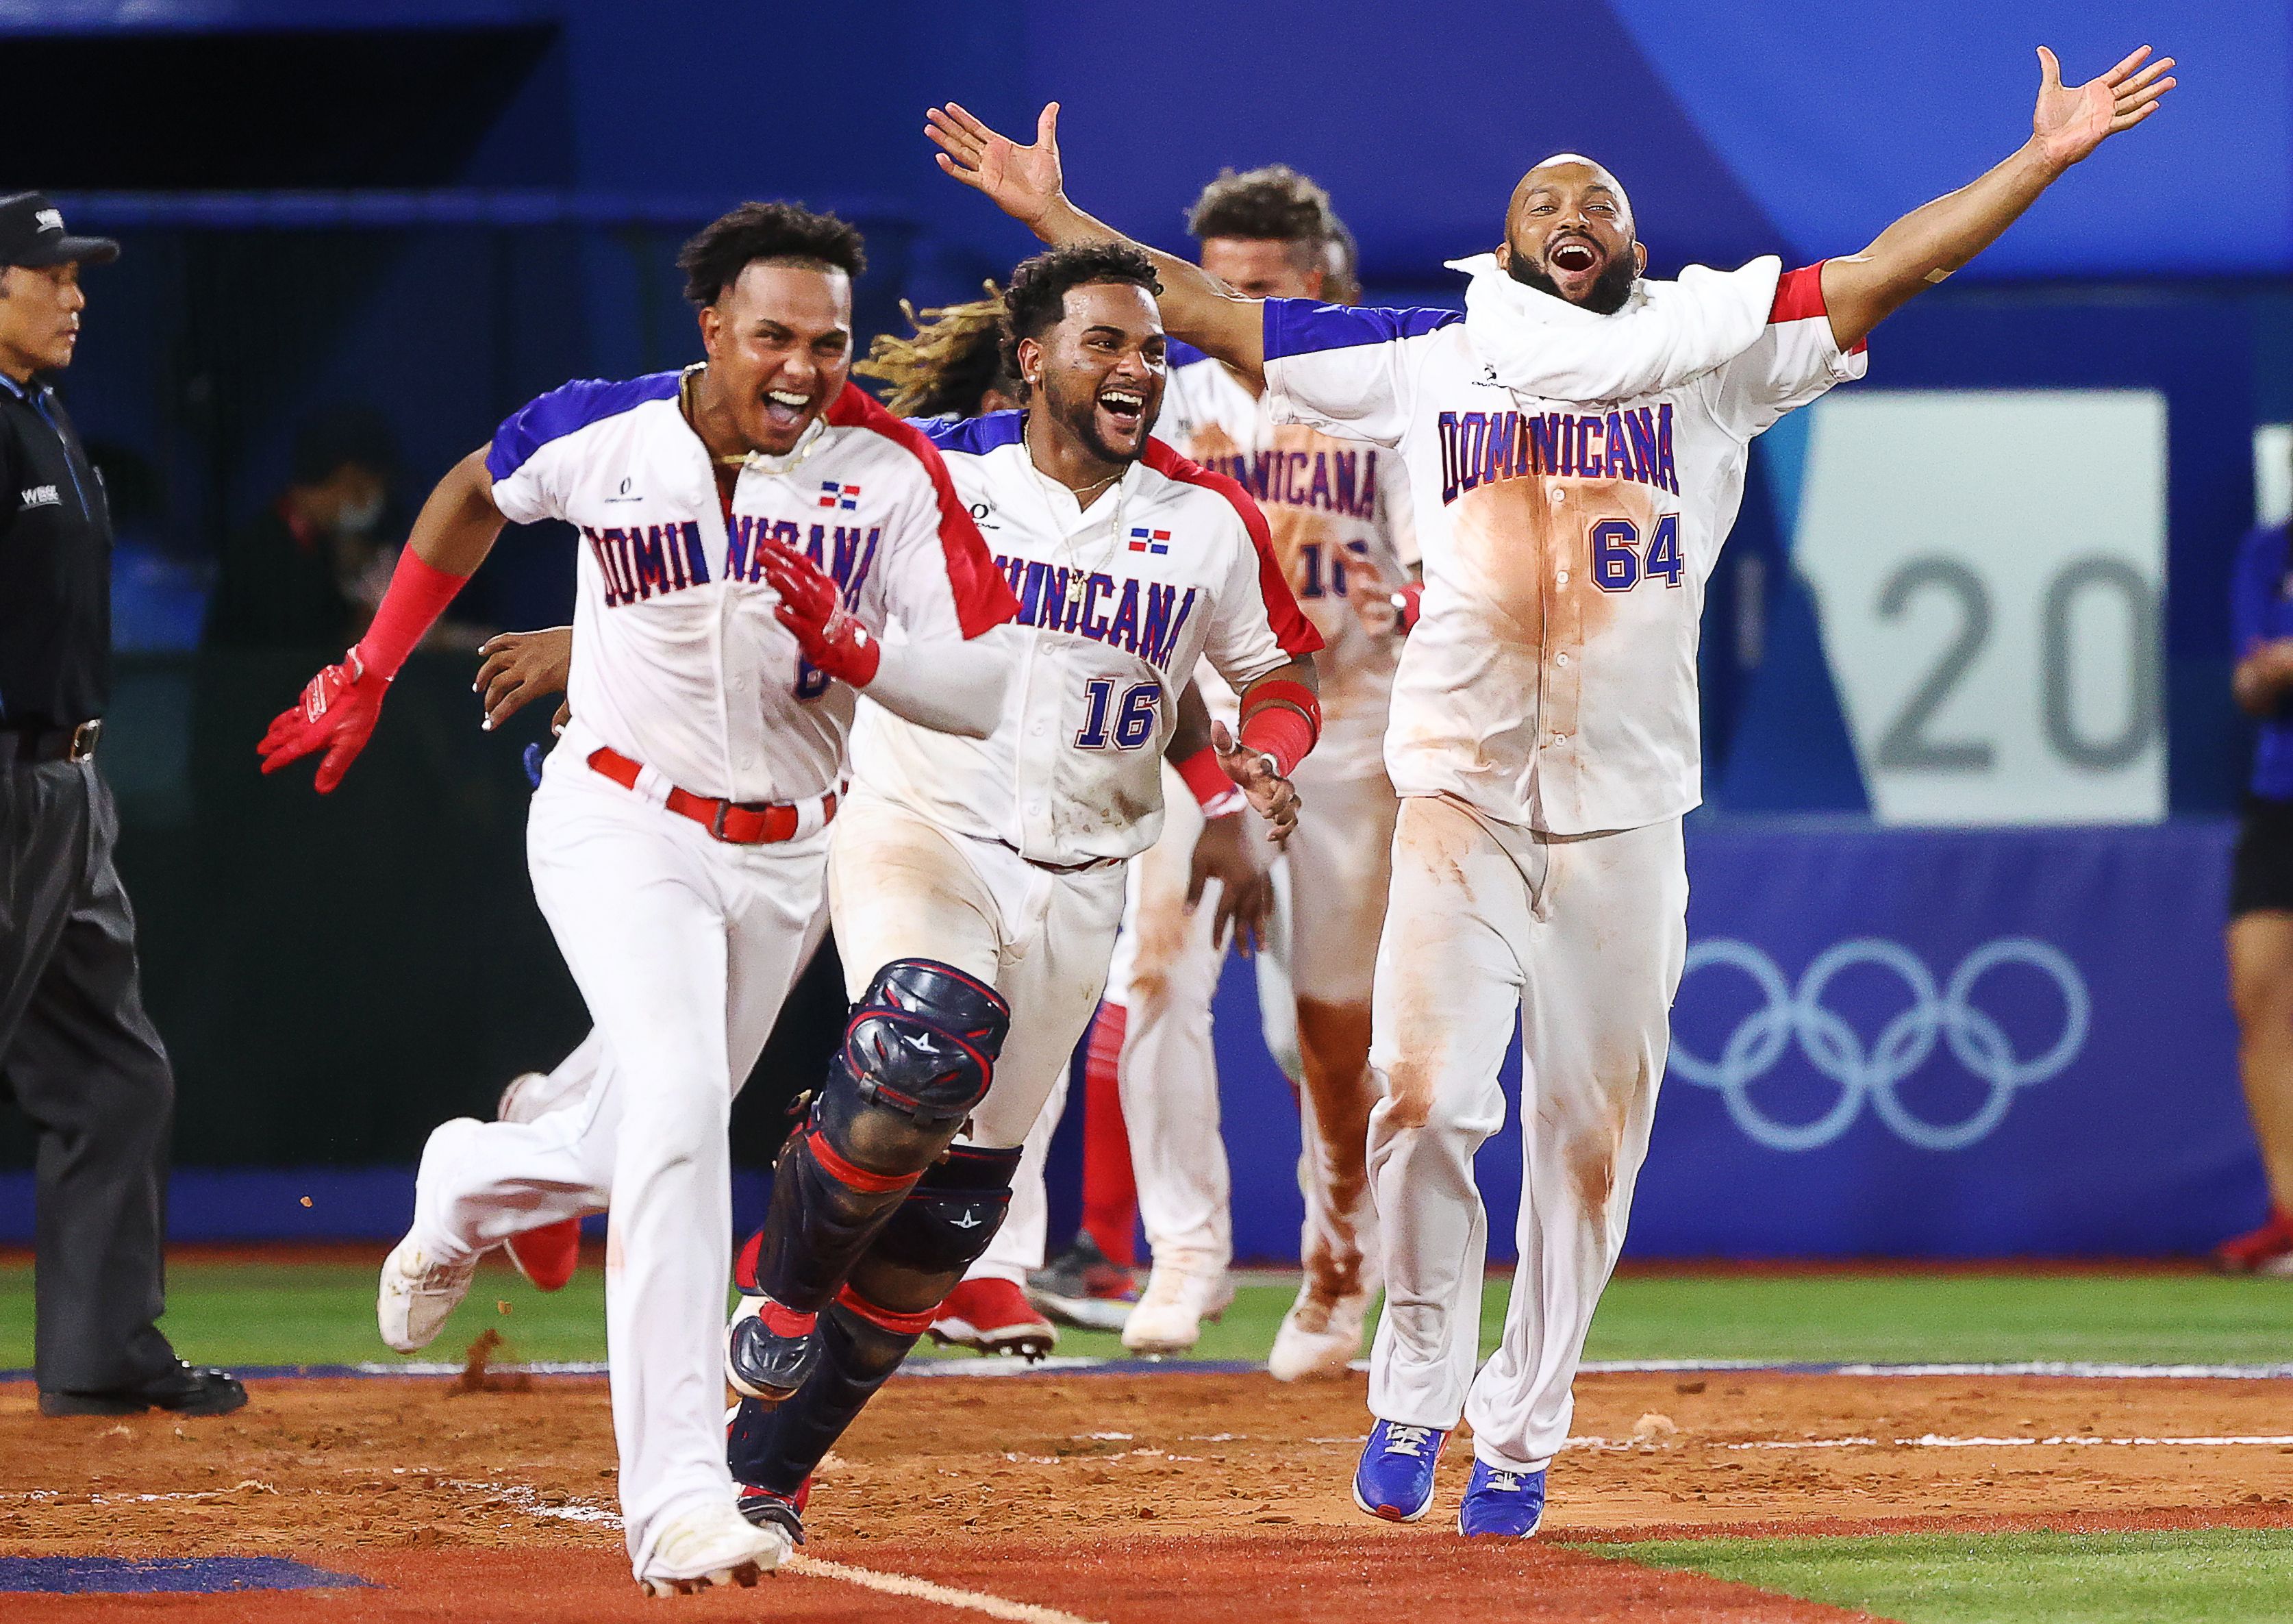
[783,1553,1105,1624]
[450,1479,1105,1623]
[1564,1434,2293,1453]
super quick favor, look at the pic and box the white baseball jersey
[486,371,1016,805]
[1262,264,1866,835]
[1156,342,1414,780]
[847,410,1320,865]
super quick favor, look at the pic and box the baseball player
[260,202,1021,1594]
[1092,165,1416,1372]
[719,241,1322,1545]
[931,40,2174,1536]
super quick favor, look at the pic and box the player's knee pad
[817,959,1011,1160]
[846,1143,1023,1314]
[738,962,1010,1312]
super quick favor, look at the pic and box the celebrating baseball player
[930,39,2174,1536]
[260,202,1020,1595]
[719,242,1322,1545]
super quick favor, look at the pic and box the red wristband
[354,547,471,681]
[1393,582,1423,634]
[1175,747,1244,816]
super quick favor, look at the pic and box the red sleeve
[829,384,1018,638]
[1142,438,1323,660]
[1769,262,1866,356]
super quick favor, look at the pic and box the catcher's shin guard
[729,1142,1021,1494]
[744,960,1010,1316]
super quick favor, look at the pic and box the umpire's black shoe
[725,1295,818,1404]
[40,1361,249,1418]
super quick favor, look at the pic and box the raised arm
[928,101,1267,380]
[1819,45,2173,351]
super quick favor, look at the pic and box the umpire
[0,192,244,1416]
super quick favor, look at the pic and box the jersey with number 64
[1261,266,1866,836]
[848,410,1321,866]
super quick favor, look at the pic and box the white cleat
[1120,1256,1236,1356]
[377,1236,477,1355]
[636,1497,790,1597]
[1268,1280,1377,1382]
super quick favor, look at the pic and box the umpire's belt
[586,746,839,845]
[0,719,101,764]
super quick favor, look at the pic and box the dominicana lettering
[1191,447,1379,519]
[993,553,1198,673]
[583,521,710,607]
[580,517,881,608]
[1437,405,1677,504]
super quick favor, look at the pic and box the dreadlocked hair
[855,284,1018,419]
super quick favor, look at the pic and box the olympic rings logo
[1668,938,2090,1153]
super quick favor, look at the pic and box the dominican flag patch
[818,482,862,510]
[1127,527,1171,555]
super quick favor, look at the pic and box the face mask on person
[334,488,385,535]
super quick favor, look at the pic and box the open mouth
[1548,236,1601,275]
[1097,386,1146,434]
[762,387,813,430]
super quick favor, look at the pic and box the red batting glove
[758,541,881,687]
[258,647,388,794]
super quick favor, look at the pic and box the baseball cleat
[377,1236,477,1354]
[735,1477,810,1542]
[725,1294,820,1403]
[634,1497,787,1597]
[1028,1234,1138,1332]
[1458,1458,1547,1538]
[1351,1419,1448,1523]
[2211,1208,2293,1276]
[1120,1256,1235,1355]
[1267,1279,1377,1381]
[503,1219,581,1293]
[929,1276,1058,1358]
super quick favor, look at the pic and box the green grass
[1594,1528,2293,1624]
[3,1259,2290,1371]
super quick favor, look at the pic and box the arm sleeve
[484,384,592,525]
[1260,299,1459,449]
[875,444,1020,645]
[1197,477,1324,692]
[865,626,1012,739]
[1707,264,1870,441]
[1376,446,1421,572]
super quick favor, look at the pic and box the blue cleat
[1457,1458,1546,1537]
[1350,1420,1448,1523]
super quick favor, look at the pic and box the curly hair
[1001,242,1161,378]
[676,201,866,308]
[1186,164,1355,292]
[855,285,1018,419]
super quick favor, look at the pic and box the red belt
[586,747,838,845]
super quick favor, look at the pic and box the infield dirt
[5,1364,2290,1620]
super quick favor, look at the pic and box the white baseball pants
[825,791,1124,1168]
[1366,795,1685,1473]
[407,765,826,1575]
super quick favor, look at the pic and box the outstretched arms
[927,101,1268,380]
[1820,45,2175,351]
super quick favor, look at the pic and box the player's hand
[475,625,573,733]
[1187,809,1276,957]
[1212,719,1300,845]
[927,101,1065,229]
[258,648,387,795]
[757,540,882,687]
[1351,577,1420,639]
[2031,45,2175,171]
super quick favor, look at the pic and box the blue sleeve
[910,408,1026,457]
[486,372,682,483]
[2233,525,2286,660]
[1262,299,1461,362]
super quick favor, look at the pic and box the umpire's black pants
[0,758,177,1393]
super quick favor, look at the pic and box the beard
[1505,243,1638,316]
[1045,378,1153,467]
